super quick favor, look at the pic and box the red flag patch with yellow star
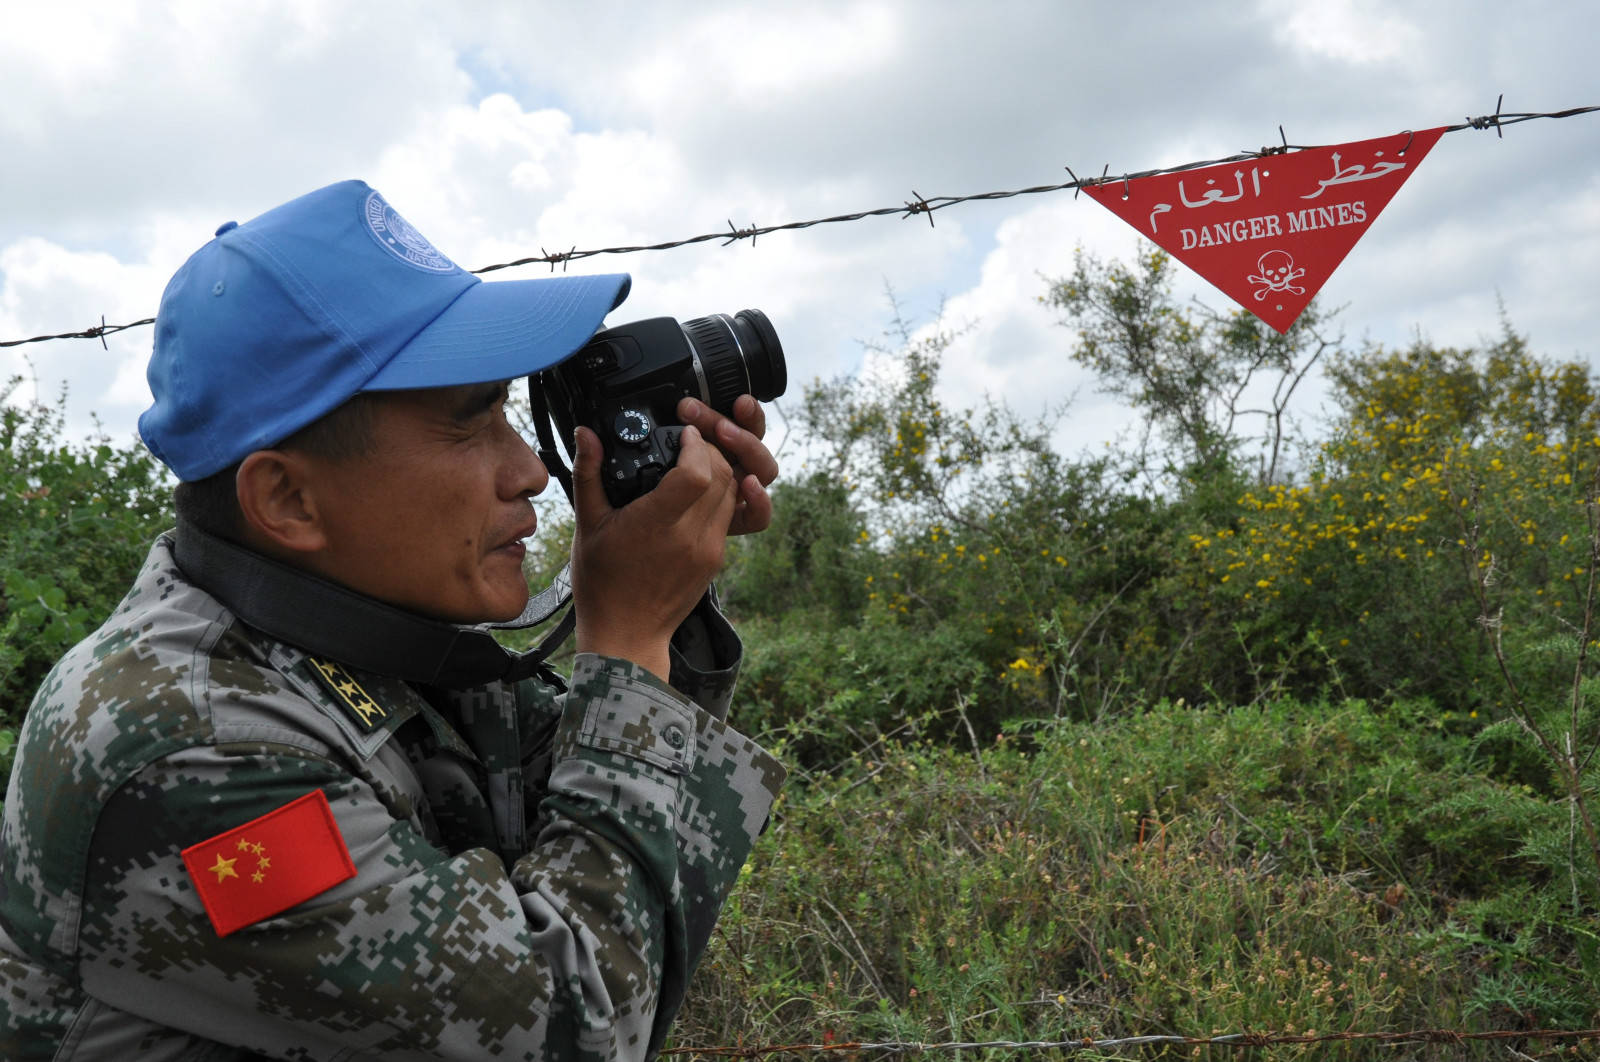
[181,789,357,937]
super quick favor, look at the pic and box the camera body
[533,310,786,508]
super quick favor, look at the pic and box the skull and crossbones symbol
[1247,250,1306,301]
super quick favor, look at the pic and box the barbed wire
[664,1025,1600,1058]
[0,314,156,351]
[2,100,1594,353]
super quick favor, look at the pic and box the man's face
[300,382,549,624]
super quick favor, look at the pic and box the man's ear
[236,450,329,554]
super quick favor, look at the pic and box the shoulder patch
[181,789,357,936]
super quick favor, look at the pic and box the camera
[530,310,787,508]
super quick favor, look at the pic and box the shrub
[1,379,173,740]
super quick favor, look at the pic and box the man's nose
[502,426,551,500]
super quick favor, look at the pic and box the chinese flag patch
[181,789,357,937]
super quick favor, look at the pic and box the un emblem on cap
[363,191,458,273]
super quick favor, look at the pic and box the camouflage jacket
[0,533,784,1061]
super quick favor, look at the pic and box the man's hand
[675,395,779,536]
[569,423,739,682]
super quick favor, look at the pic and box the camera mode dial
[613,408,652,445]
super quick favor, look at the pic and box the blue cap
[140,180,631,481]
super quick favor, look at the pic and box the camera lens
[730,309,786,400]
[681,309,787,412]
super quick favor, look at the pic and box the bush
[1196,325,1600,713]
[721,305,1600,745]
[1,379,173,743]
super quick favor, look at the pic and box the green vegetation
[701,251,1600,1049]
[4,249,1600,1051]
[1,378,173,777]
[678,700,1597,1057]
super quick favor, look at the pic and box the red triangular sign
[1084,127,1446,333]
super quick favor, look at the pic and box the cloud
[359,88,979,390]
[897,195,1150,457]
[1264,0,1423,65]
[0,0,471,241]
[616,3,903,114]
[0,238,168,440]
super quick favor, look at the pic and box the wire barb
[1467,93,1508,135]
[1254,124,1292,157]
[723,220,760,246]
[5,102,1597,352]
[901,191,936,227]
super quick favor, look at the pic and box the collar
[172,519,573,690]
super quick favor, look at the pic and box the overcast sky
[3,0,1596,470]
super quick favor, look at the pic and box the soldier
[0,180,785,1060]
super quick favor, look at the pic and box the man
[0,180,785,1060]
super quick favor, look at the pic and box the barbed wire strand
[2,101,1594,353]
[663,1026,1600,1058]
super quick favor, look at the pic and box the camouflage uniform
[0,532,784,1061]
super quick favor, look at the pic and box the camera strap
[173,519,575,690]
[527,375,576,508]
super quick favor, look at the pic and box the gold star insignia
[236,838,252,851]
[252,871,265,883]
[209,854,239,883]
[350,697,384,725]
[258,856,271,870]
[308,655,388,729]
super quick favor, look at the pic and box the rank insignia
[307,655,388,732]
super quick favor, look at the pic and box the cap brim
[360,271,631,390]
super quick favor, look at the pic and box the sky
[2,0,1596,474]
